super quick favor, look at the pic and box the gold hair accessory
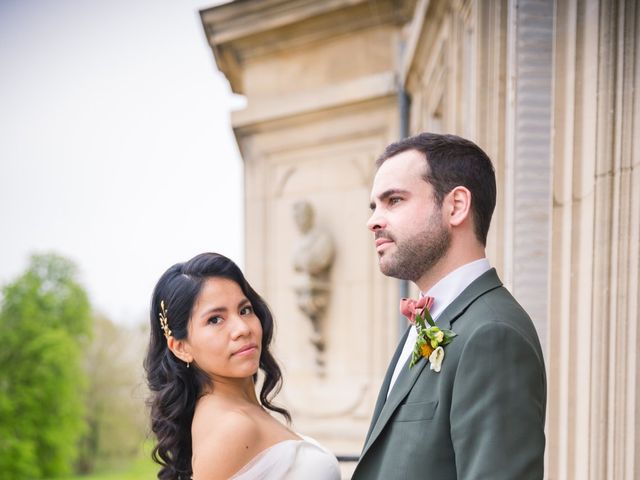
[159,300,172,339]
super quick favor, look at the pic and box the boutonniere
[400,296,457,372]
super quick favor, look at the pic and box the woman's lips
[232,344,258,356]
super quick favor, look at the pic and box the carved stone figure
[292,200,335,374]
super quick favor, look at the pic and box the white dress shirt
[386,258,492,397]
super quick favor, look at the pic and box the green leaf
[423,308,436,327]
[410,347,421,368]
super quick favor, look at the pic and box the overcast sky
[0,0,244,325]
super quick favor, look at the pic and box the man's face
[367,150,450,282]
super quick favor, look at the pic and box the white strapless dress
[229,436,341,480]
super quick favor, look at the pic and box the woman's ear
[446,186,472,227]
[167,336,193,364]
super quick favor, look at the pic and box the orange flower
[420,343,434,358]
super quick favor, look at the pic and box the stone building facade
[200,1,639,478]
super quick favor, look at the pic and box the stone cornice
[231,71,397,128]
[200,0,415,93]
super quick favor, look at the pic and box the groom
[352,133,546,479]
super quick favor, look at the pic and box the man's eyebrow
[369,188,409,209]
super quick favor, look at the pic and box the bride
[144,252,341,480]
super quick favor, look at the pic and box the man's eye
[240,306,254,315]
[389,197,401,205]
[208,316,223,325]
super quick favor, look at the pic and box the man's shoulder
[456,284,539,340]
[454,290,544,369]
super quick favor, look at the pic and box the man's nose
[367,209,385,232]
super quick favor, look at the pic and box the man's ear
[446,186,472,227]
[167,336,192,364]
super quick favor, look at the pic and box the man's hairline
[377,147,432,183]
[375,142,492,246]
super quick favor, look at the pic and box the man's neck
[416,248,486,293]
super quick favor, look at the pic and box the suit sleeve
[450,320,546,479]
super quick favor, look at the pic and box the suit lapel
[360,268,504,458]
[363,327,411,446]
[361,349,428,456]
[436,268,502,331]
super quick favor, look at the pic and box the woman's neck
[204,376,260,406]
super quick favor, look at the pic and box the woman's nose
[230,315,251,338]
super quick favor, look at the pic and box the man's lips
[375,237,394,251]
[232,343,258,356]
[375,238,392,247]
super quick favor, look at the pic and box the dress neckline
[231,435,326,478]
[245,436,305,462]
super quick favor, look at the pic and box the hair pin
[159,300,172,339]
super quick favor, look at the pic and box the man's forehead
[371,152,426,194]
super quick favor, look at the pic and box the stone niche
[200,0,415,464]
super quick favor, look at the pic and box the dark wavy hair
[143,252,290,480]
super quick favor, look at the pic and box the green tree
[0,253,92,478]
[76,315,149,473]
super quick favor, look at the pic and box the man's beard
[378,210,451,282]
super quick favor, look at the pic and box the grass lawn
[50,444,160,480]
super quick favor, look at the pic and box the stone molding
[231,71,396,128]
[200,0,415,93]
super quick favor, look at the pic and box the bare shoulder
[191,400,263,480]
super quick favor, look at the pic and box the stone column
[548,0,640,478]
[503,0,554,352]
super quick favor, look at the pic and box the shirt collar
[423,258,491,320]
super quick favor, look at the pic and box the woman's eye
[208,316,223,325]
[240,305,254,315]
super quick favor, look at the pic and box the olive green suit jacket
[351,269,546,480]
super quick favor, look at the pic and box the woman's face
[185,277,263,382]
